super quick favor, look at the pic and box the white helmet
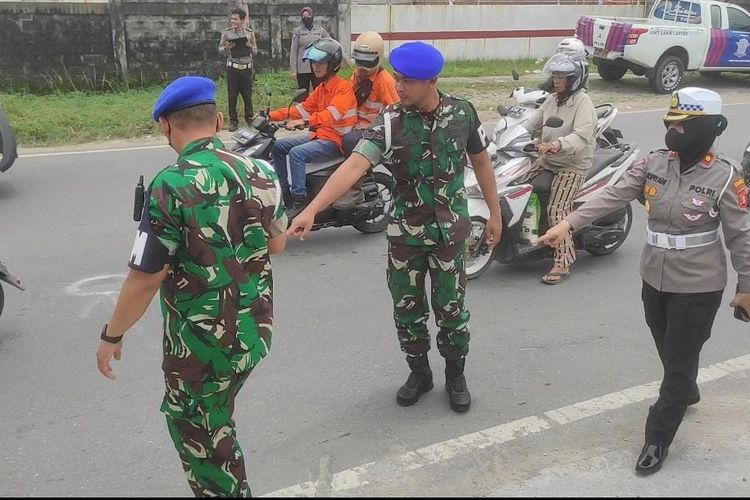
[557,38,587,57]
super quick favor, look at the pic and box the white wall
[349,4,646,60]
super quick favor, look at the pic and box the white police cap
[664,87,723,122]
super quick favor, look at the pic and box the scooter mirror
[511,69,520,81]
[545,116,564,128]
[497,105,509,116]
[292,88,309,103]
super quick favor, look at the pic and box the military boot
[445,358,471,412]
[396,354,433,406]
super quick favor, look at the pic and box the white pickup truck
[576,0,750,93]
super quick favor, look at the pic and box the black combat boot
[396,354,433,406]
[445,358,471,412]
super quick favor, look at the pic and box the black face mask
[664,115,720,168]
[303,17,313,29]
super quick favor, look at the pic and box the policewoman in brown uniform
[539,87,750,475]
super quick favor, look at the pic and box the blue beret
[389,42,444,80]
[152,76,217,121]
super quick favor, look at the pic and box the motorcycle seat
[529,147,627,196]
[306,157,345,174]
[596,105,614,120]
[587,148,625,180]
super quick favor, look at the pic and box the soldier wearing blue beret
[289,42,503,413]
[98,75,287,497]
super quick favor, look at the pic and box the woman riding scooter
[521,51,597,285]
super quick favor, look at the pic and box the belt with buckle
[227,61,251,70]
[646,227,719,250]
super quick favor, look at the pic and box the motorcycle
[488,70,622,160]
[230,86,395,234]
[0,106,18,172]
[0,260,25,319]
[463,115,640,280]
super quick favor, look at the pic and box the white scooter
[463,115,640,280]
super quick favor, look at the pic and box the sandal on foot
[541,270,570,285]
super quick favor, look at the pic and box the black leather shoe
[635,443,668,475]
[397,354,433,406]
[688,385,700,406]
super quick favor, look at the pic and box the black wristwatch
[100,323,123,344]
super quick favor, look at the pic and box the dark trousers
[227,66,254,125]
[641,281,723,446]
[296,72,321,92]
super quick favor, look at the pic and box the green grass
[0,59,541,147]
[339,58,541,79]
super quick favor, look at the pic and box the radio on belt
[133,175,145,222]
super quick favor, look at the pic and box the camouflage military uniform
[128,137,287,497]
[354,92,489,360]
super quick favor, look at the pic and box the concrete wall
[0,0,338,90]
[0,0,665,89]
[348,3,646,60]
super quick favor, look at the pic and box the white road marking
[262,353,750,497]
[65,274,126,318]
[19,145,170,159]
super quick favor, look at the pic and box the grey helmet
[542,52,588,94]
[303,38,344,77]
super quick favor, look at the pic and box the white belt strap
[383,111,392,157]
[646,227,719,250]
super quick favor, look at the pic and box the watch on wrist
[100,323,123,344]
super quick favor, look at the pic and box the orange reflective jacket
[350,68,399,129]
[269,75,357,151]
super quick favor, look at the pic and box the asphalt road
[1,103,749,496]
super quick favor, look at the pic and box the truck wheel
[597,61,627,81]
[649,55,684,94]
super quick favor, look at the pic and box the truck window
[653,0,667,19]
[728,7,750,32]
[711,5,722,29]
[658,0,702,24]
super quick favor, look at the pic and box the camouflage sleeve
[267,188,288,238]
[128,174,183,273]
[353,110,389,166]
[253,159,288,237]
[465,102,490,155]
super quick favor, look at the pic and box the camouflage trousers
[162,371,253,497]
[386,240,471,360]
